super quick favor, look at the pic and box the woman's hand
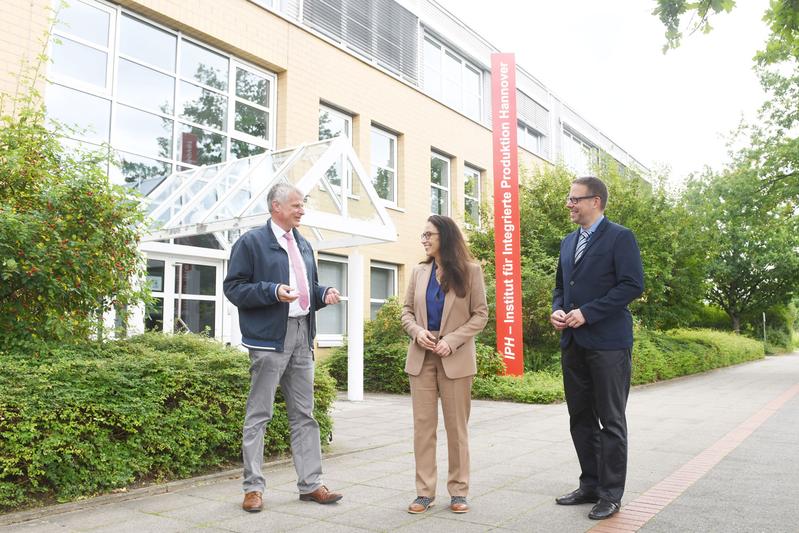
[433,339,452,357]
[415,329,437,350]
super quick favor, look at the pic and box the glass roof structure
[142,137,397,250]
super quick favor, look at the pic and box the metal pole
[763,312,767,347]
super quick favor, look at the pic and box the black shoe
[555,488,599,505]
[588,499,620,520]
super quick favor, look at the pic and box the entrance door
[145,255,224,337]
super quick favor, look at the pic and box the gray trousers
[242,316,323,494]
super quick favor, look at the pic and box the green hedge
[0,333,336,511]
[325,300,764,405]
[632,328,764,385]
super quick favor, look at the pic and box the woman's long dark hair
[424,215,473,298]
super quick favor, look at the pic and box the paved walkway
[2,353,798,532]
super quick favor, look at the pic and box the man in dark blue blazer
[550,176,644,520]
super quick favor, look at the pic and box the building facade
[1,0,648,350]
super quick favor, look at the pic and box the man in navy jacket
[550,176,644,520]
[224,182,343,512]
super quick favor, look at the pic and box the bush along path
[322,299,765,403]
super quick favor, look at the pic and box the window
[422,35,482,121]
[562,128,599,176]
[370,263,397,319]
[370,126,397,204]
[317,255,348,346]
[518,121,544,155]
[318,105,352,190]
[46,0,276,194]
[464,165,481,227]
[430,152,450,216]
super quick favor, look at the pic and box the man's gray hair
[267,182,303,213]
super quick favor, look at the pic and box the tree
[0,75,147,351]
[683,168,799,332]
[653,0,737,53]
[467,161,709,368]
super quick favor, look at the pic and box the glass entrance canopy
[142,136,397,250]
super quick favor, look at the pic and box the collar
[582,215,605,235]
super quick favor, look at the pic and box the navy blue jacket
[223,221,328,352]
[552,218,644,350]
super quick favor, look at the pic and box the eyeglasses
[565,195,598,205]
[420,231,439,240]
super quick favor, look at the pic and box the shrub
[472,371,564,404]
[323,297,506,393]
[631,328,764,385]
[0,333,336,511]
[1,84,146,352]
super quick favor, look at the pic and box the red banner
[491,53,523,376]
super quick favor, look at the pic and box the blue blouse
[426,262,445,331]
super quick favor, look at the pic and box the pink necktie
[284,231,310,310]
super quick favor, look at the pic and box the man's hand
[324,287,341,305]
[415,329,437,351]
[278,284,299,303]
[563,309,586,328]
[550,309,568,330]
[433,339,452,357]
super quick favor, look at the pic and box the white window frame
[562,127,599,176]
[370,126,398,206]
[518,121,544,155]
[430,151,450,216]
[422,33,483,122]
[318,104,353,193]
[369,262,398,320]
[316,253,349,347]
[463,164,481,228]
[46,0,277,186]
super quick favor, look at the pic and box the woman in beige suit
[401,215,489,514]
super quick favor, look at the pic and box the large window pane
[236,68,269,106]
[371,127,396,202]
[235,102,268,139]
[174,299,215,336]
[120,14,176,72]
[50,36,107,88]
[112,151,171,195]
[46,84,110,143]
[370,267,394,300]
[423,37,441,98]
[430,155,449,187]
[114,104,173,159]
[55,1,110,46]
[181,40,229,90]
[178,81,227,130]
[178,124,225,166]
[117,58,174,114]
[318,259,347,335]
[431,187,448,215]
[175,264,216,296]
[231,139,267,159]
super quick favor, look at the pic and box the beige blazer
[401,261,489,379]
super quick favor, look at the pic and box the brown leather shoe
[408,496,435,514]
[450,496,469,513]
[299,485,343,504]
[242,491,263,513]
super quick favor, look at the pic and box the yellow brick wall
[0,0,51,113]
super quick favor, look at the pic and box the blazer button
[569,303,575,309]
[569,281,574,286]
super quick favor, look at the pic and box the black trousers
[561,340,632,504]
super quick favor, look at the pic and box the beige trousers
[409,350,473,498]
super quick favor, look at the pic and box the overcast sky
[434,0,771,186]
